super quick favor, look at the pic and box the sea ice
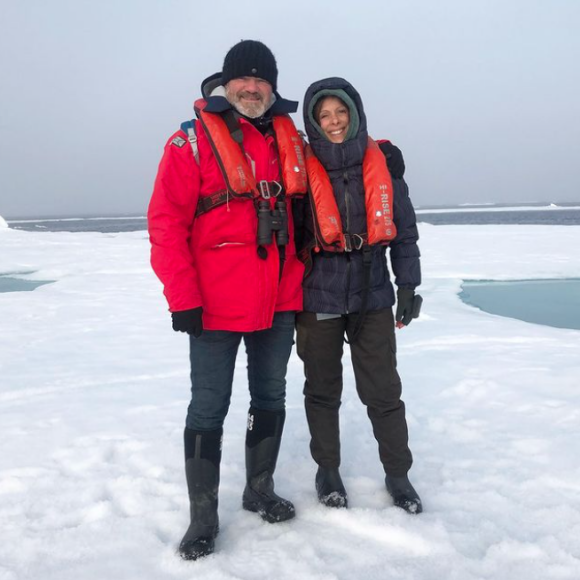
[0,223,579,580]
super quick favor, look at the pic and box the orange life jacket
[305,138,397,252]
[194,99,307,199]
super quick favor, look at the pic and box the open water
[416,207,580,226]
[5,216,148,233]
[0,272,54,293]
[5,202,580,232]
[459,279,580,331]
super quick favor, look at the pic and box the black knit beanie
[222,40,278,91]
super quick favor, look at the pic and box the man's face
[225,76,273,119]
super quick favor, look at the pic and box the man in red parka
[148,40,307,560]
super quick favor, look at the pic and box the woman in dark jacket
[295,77,423,513]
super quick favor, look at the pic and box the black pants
[296,308,413,477]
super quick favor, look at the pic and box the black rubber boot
[242,408,295,523]
[315,467,348,508]
[385,474,422,514]
[179,428,222,560]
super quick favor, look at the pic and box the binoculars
[257,200,289,246]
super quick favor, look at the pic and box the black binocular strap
[278,245,286,281]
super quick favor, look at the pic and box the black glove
[171,307,203,337]
[379,141,406,179]
[395,289,422,326]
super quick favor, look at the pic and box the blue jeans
[186,312,296,431]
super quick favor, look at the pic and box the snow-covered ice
[1,223,579,580]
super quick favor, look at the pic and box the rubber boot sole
[179,532,218,561]
[242,488,296,523]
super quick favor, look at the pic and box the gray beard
[231,100,268,119]
[225,87,272,119]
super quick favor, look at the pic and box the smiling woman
[293,76,423,514]
[314,96,351,143]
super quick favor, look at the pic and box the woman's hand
[395,289,422,328]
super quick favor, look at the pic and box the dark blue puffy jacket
[294,77,421,314]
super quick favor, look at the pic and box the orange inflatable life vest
[305,138,397,252]
[194,99,307,199]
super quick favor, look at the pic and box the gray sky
[1,0,579,218]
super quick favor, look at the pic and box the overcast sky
[1,0,579,218]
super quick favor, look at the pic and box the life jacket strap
[196,190,229,216]
[195,181,284,217]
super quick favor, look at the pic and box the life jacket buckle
[343,235,352,252]
[343,234,365,252]
[259,180,282,199]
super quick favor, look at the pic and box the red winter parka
[148,101,305,332]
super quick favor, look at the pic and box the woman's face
[316,97,350,143]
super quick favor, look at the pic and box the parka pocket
[212,241,248,248]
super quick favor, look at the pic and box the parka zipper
[343,170,351,314]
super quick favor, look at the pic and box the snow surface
[1,224,580,580]
[0,215,8,229]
